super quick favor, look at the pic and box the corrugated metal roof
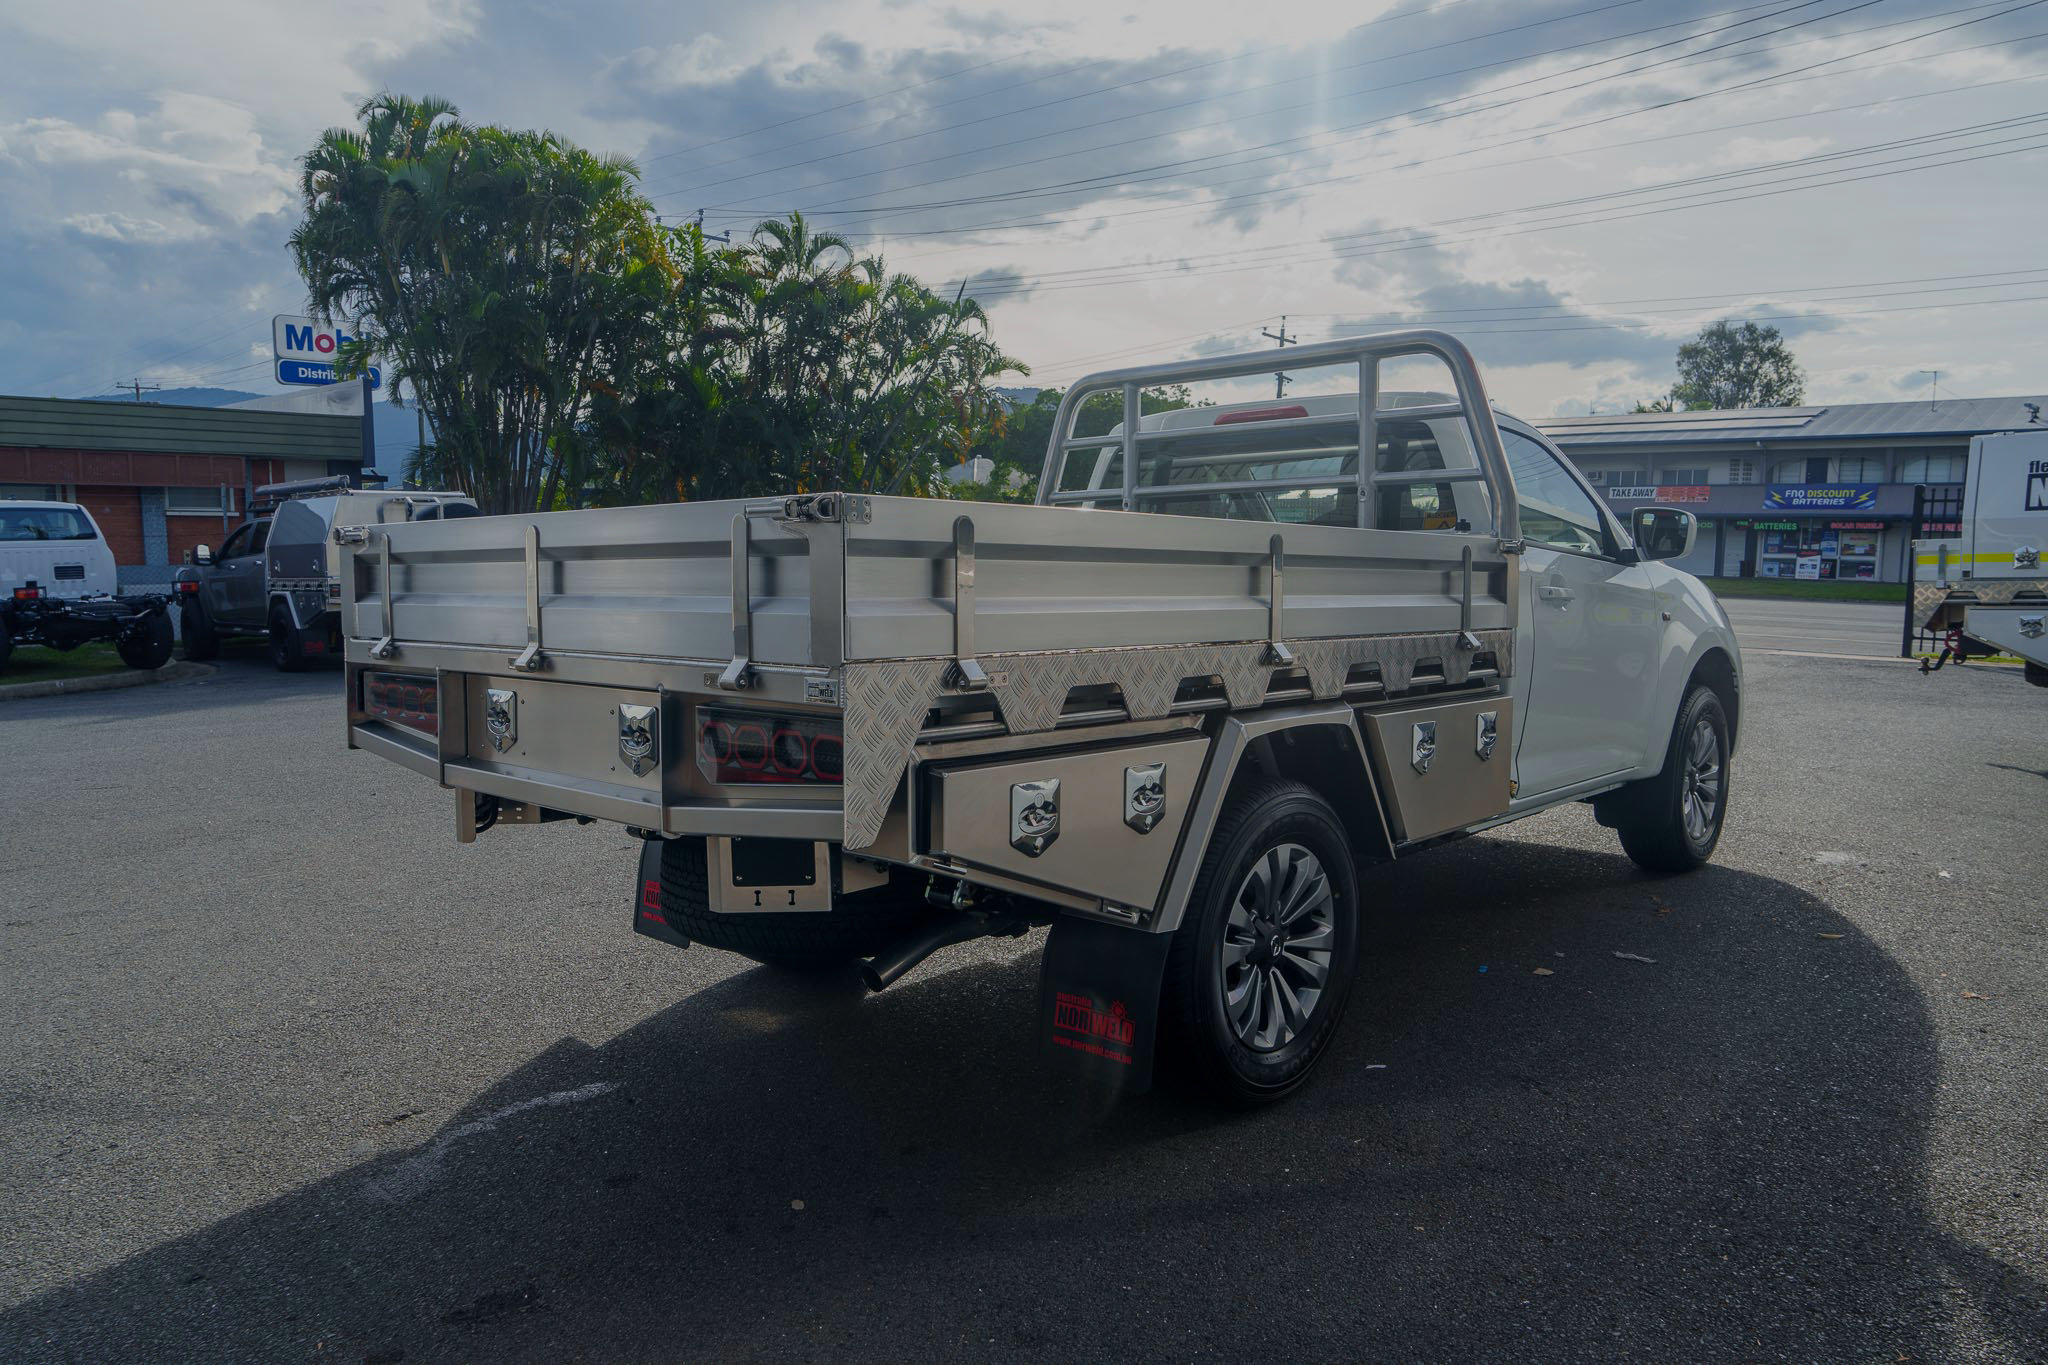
[1537,395,2047,447]
[0,393,361,462]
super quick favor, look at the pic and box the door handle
[1539,584,1577,602]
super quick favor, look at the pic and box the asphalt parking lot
[2,643,2043,1362]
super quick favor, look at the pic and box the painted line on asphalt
[361,1081,619,1202]
[1749,649,1918,663]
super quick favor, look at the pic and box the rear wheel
[116,612,175,671]
[656,837,935,970]
[0,618,13,676]
[268,604,310,672]
[180,599,218,661]
[1603,684,1730,874]
[1162,779,1360,1107]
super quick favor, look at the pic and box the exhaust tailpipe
[861,915,1009,993]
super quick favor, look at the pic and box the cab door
[207,522,268,628]
[1499,428,1664,798]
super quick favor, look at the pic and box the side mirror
[1631,508,1697,562]
[192,544,213,566]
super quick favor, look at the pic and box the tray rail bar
[1039,330,1522,553]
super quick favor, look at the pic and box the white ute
[333,332,1743,1105]
[0,500,175,677]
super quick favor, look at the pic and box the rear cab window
[0,507,98,542]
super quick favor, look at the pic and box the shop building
[0,394,361,590]
[1536,395,2047,583]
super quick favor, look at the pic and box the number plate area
[707,836,833,912]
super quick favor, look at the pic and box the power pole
[1261,317,1296,399]
[112,378,161,402]
[691,209,733,245]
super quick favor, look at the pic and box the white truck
[333,333,1743,1105]
[0,500,175,677]
[1909,428,2048,686]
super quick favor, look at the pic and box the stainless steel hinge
[778,492,871,525]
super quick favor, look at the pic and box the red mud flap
[1038,916,1172,1096]
[630,838,690,949]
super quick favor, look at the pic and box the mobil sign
[272,314,381,389]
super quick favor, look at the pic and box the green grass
[0,642,146,684]
[1701,576,1907,604]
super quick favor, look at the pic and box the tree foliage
[1667,320,1806,410]
[289,96,1023,513]
[584,213,1021,505]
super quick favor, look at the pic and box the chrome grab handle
[1539,584,1576,602]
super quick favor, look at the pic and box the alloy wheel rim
[1221,842,1337,1052]
[1681,717,1723,844]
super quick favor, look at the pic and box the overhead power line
[649,0,1638,203]
[957,127,2048,305]
[692,0,1870,217]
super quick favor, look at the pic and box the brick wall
[164,513,233,567]
[75,485,145,565]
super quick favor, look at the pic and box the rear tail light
[362,670,438,737]
[177,581,199,595]
[698,706,841,785]
[13,584,42,601]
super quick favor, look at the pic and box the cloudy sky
[2,0,2044,419]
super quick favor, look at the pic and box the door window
[1500,429,1608,556]
[247,521,270,555]
[217,525,254,560]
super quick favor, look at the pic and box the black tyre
[2026,661,2048,690]
[180,599,219,661]
[1605,684,1730,874]
[656,837,935,970]
[116,612,175,671]
[1162,779,1360,1107]
[268,604,310,672]
[0,618,13,677]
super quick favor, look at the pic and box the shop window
[1727,459,1756,485]
[0,483,62,500]
[166,485,236,516]
[1662,467,1708,486]
[1609,468,1649,487]
[1836,456,1885,482]
[1755,521,1884,581]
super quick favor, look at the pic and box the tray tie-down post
[1264,534,1295,667]
[1457,544,1481,652]
[369,532,399,660]
[509,523,549,672]
[947,515,990,690]
[716,511,756,690]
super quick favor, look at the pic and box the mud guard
[1037,915,1173,1095]
[630,838,690,949]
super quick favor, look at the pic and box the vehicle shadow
[3,840,2041,1362]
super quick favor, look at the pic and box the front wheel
[1603,684,1730,874]
[1162,778,1360,1107]
[116,612,175,671]
[180,600,219,661]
